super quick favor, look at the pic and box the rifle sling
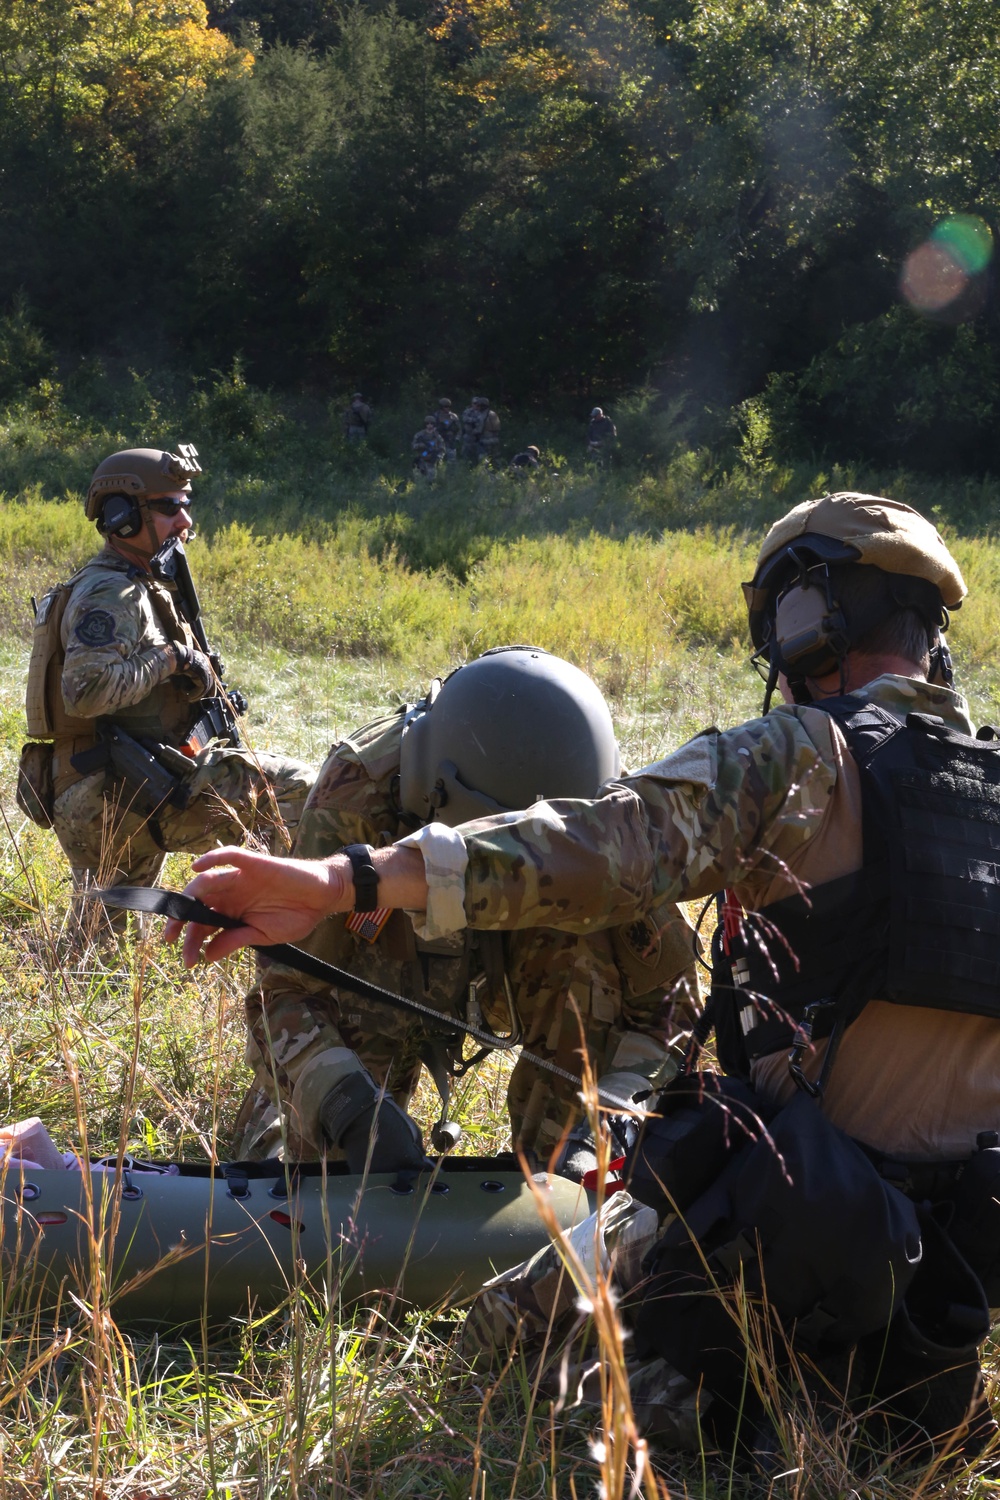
[93,884,642,1112]
[96,885,518,1050]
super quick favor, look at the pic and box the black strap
[343,843,379,912]
[95,885,521,1051]
[94,884,648,1112]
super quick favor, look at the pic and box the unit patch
[74,609,117,647]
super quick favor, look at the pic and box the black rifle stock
[71,724,192,817]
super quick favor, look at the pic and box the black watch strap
[343,843,380,912]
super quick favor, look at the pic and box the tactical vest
[111,577,200,743]
[716,696,1000,1069]
[25,557,198,750]
[25,577,96,739]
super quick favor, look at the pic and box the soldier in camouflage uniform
[411,418,446,478]
[232,647,700,1163]
[169,493,998,1461]
[343,393,371,441]
[21,447,314,908]
[460,396,500,463]
[433,399,461,460]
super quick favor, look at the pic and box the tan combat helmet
[85,445,201,524]
[743,492,967,703]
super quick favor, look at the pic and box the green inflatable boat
[1,1155,595,1330]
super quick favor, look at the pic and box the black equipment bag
[625,1072,776,1219]
[863,1205,994,1458]
[633,1091,923,1430]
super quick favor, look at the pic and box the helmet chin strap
[786,673,815,706]
[929,636,955,688]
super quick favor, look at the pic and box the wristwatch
[343,843,380,912]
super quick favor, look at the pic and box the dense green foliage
[2,0,1000,470]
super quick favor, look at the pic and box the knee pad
[318,1069,428,1174]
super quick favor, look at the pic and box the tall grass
[3,401,1000,1494]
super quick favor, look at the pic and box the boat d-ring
[121,1171,144,1202]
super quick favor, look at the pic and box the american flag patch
[345,907,393,944]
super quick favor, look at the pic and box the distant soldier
[461,396,500,463]
[19,446,315,918]
[510,445,541,472]
[343,392,371,442]
[586,405,617,459]
[412,417,446,478]
[434,399,461,460]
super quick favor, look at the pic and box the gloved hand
[173,644,216,701]
[319,1069,429,1173]
[556,1072,650,1182]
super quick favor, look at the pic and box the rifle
[71,723,193,818]
[150,537,248,751]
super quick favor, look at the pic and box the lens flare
[933,214,993,275]
[900,214,993,314]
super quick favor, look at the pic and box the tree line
[1,0,999,475]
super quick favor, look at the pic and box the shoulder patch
[74,609,118,648]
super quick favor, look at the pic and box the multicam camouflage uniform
[460,404,500,463]
[434,408,462,458]
[459,403,484,460]
[478,407,501,458]
[343,398,371,440]
[412,426,446,475]
[48,548,314,889]
[462,1191,706,1447]
[234,706,700,1160]
[445,675,1000,1437]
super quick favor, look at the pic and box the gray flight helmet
[398,646,621,827]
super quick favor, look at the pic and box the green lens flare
[931,215,993,276]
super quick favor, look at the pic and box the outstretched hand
[162,847,348,967]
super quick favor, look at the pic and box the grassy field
[3,440,1000,1496]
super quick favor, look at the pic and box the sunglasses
[145,496,190,516]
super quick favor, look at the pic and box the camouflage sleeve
[461,1191,659,1369]
[61,574,178,719]
[250,731,409,1136]
[260,737,400,988]
[448,706,839,933]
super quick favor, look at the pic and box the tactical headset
[747,535,954,708]
[97,492,144,539]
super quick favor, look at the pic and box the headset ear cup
[99,493,142,538]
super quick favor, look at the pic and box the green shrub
[187,357,287,451]
[0,295,56,403]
